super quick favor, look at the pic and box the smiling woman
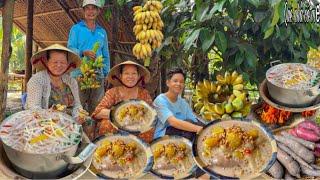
[91,60,155,143]
[46,50,69,76]
[26,44,85,123]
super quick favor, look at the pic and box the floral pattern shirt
[49,82,74,115]
[91,86,154,142]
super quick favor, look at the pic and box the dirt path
[5,91,23,117]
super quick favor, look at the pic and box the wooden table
[8,73,25,92]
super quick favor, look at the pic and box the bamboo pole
[0,0,15,121]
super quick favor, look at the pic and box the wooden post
[160,57,167,93]
[32,42,38,74]
[145,56,160,99]
[111,0,119,67]
[0,0,15,121]
[24,0,34,92]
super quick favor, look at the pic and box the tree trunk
[191,52,209,84]
[110,0,119,68]
[160,56,167,93]
[0,0,15,121]
[24,0,34,92]
[145,56,161,99]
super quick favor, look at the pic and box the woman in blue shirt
[153,68,203,140]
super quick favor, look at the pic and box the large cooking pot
[0,110,97,179]
[266,63,320,107]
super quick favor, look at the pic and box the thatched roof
[11,0,138,60]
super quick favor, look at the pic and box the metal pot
[266,63,320,107]
[0,110,97,179]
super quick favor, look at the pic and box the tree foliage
[158,0,320,84]
[0,17,26,72]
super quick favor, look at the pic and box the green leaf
[247,0,260,8]
[253,11,266,23]
[264,26,274,39]
[175,0,188,9]
[231,0,238,7]
[210,0,227,14]
[278,1,286,23]
[306,40,317,49]
[117,0,125,6]
[271,2,280,26]
[234,52,244,66]
[199,28,215,52]
[216,31,227,53]
[302,25,310,39]
[196,3,210,22]
[104,8,112,21]
[245,47,258,69]
[184,29,201,51]
[261,18,271,32]
[272,39,281,52]
[269,0,281,7]
[226,1,238,19]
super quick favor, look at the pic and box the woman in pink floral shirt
[92,60,154,142]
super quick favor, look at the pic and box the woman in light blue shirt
[153,68,203,140]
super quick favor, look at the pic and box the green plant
[0,17,26,72]
[158,0,320,85]
[10,27,25,72]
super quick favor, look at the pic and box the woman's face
[166,73,185,95]
[120,65,140,87]
[83,5,100,21]
[47,51,69,76]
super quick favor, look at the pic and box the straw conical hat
[31,44,81,72]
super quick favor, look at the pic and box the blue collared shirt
[153,94,197,139]
[68,20,110,78]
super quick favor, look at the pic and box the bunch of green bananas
[192,71,251,122]
[78,42,104,90]
[132,0,164,60]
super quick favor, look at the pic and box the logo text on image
[285,0,320,26]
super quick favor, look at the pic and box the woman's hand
[196,126,203,134]
[98,119,118,136]
[94,109,110,120]
[138,128,155,143]
[76,116,86,125]
[76,108,89,124]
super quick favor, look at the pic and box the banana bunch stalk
[78,42,104,90]
[193,71,251,122]
[132,0,164,65]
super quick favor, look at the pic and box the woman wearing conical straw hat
[26,44,90,133]
[91,60,154,142]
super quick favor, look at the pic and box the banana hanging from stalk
[132,1,164,62]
